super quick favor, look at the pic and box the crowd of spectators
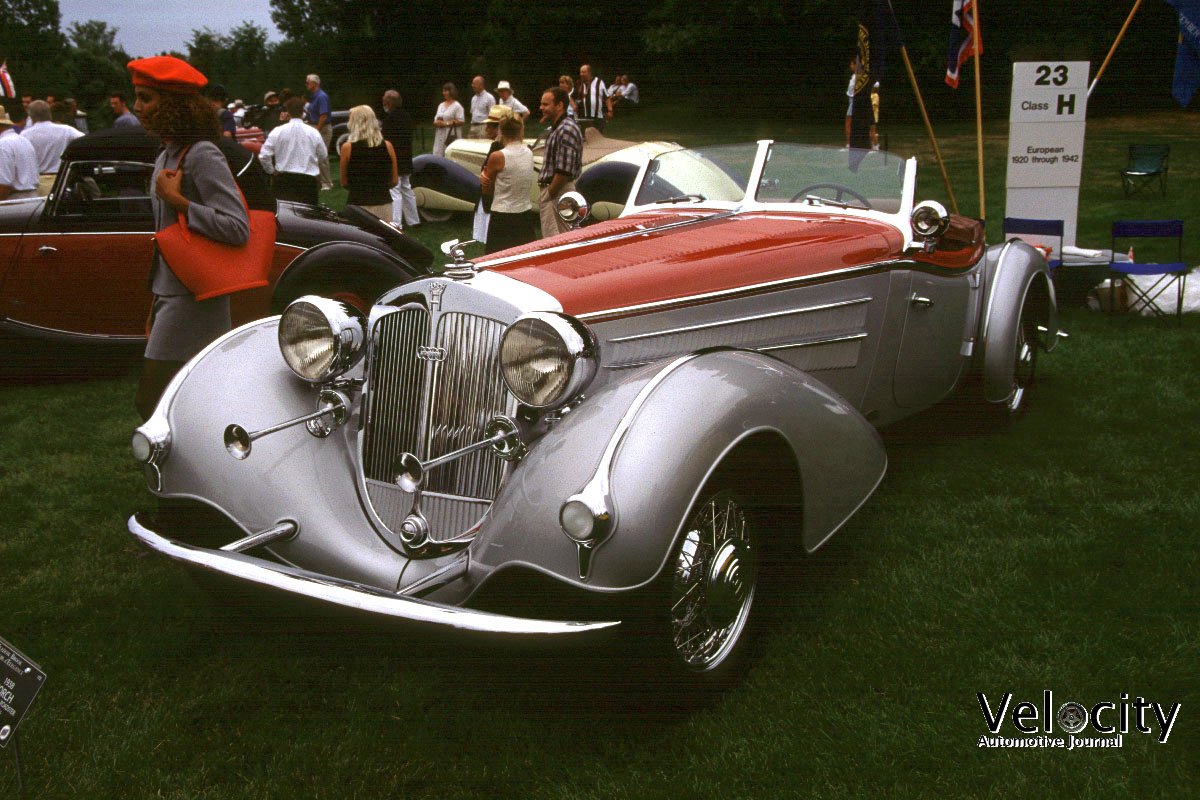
[2,63,640,242]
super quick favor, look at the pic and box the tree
[68,19,124,59]
[0,0,68,98]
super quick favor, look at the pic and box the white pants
[390,175,419,227]
[318,126,333,190]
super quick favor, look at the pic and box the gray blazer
[150,140,250,296]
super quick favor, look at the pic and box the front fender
[138,318,410,591]
[469,350,886,594]
[979,241,1059,404]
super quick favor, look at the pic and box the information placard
[0,637,46,747]
[1006,61,1090,251]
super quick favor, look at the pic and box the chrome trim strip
[0,317,144,343]
[476,209,741,270]
[608,333,870,371]
[128,514,618,635]
[0,230,154,237]
[981,241,1015,344]
[577,261,903,321]
[757,332,868,352]
[608,298,872,343]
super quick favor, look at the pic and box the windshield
[633,142,910,213]
[633,144,758,206]
[756,143,908,212]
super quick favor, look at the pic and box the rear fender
[411,154,481,207]
[979,241,1059,403]
[469,350,886,593]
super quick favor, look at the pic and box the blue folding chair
[1003,217,1063,269]
[1109,219,1188,323]
[1120,144,1169,198]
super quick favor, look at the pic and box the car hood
[479,210,906,319]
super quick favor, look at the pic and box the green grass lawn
[1,108,1197,798]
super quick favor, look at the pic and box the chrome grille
[363,307,426,482]
[361,306,516,541]
[424,313,515,497]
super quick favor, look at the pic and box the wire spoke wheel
[1006,301,1039,414]
[667,492,758,673]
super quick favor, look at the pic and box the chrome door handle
[38,245,58,254]
[910,293,933,308]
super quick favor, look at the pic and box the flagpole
[972,0,985,223]
[1088,0,1144,98]
[898,44,959,214]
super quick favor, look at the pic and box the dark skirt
[485,211,536,254]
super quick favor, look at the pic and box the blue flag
[1167,0,1200,105]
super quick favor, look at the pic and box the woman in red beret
[128,56,250,420]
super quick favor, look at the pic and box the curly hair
[141,92,220,145]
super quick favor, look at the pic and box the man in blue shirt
[305,73,332,190]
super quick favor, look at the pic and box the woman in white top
[480,115,535,254]
[432,82,464,157]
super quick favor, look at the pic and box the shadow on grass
[112,519,882,723]
[0,334,141,386]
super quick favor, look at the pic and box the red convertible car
[0,129,432,350]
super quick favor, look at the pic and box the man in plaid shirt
[537,87,583,238]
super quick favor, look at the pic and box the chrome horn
[224,389,350,460]
[394,415,522,492]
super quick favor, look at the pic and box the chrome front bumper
[127,514,620,637]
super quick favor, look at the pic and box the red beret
[127,56,207,93]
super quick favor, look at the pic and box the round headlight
[278,296,366,383]
[499,312,598,409]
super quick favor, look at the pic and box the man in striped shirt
[576,64,610,133]
[537,87,583,238]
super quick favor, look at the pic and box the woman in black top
[339,105,397,221]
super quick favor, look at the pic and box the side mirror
[910,201,950,252]
[557,192,590,228]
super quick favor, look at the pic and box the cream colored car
[411,127,677,222]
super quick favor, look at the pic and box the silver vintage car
[127,142,1058,686]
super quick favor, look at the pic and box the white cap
[496,80,512,91]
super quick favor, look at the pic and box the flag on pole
[850,0,902,156]
[1166,0,1200,106]
[0,62,15,99]
[945,0,981,89]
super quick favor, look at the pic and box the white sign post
[1005,61,1090,254]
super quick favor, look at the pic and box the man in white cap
[495,81,528,119]
[0,107,40,200]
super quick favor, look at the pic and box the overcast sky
[58,0,282,58]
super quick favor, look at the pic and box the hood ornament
[440,239,479,281]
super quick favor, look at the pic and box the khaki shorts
[538,182,576,239]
